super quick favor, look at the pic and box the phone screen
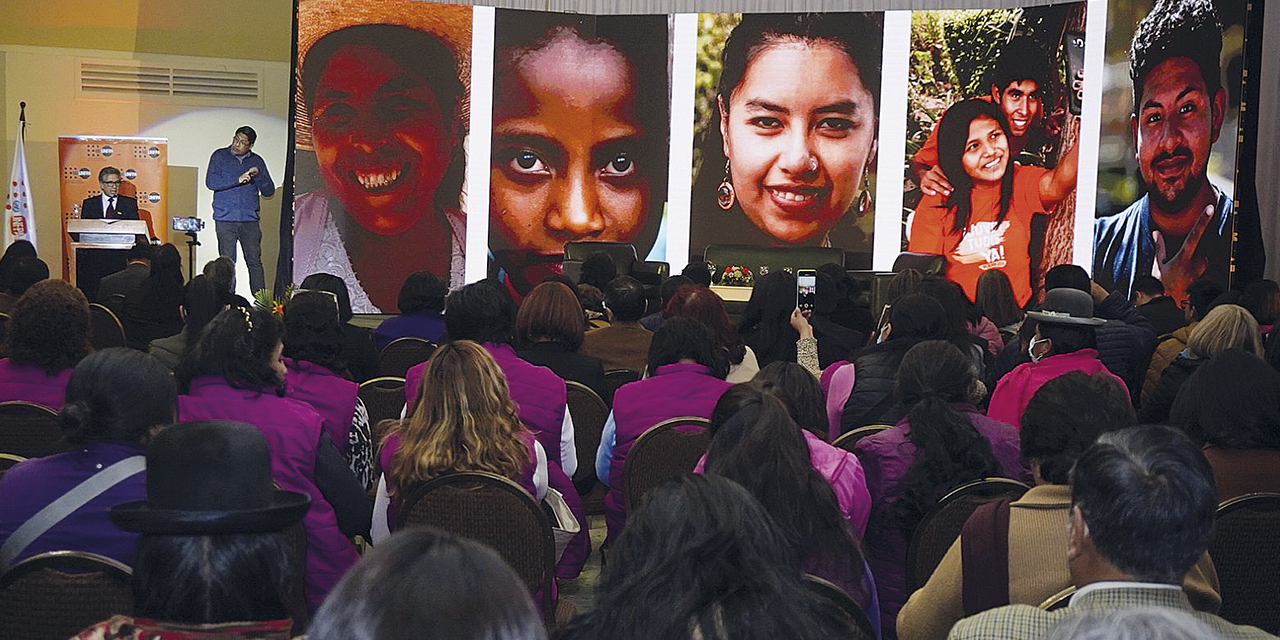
[797,270,817,312]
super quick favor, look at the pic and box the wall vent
[79,59,262,106]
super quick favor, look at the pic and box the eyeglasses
[101,180,122,185]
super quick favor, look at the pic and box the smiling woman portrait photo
[691,13,882,256]
[489,11,670,296]
[292,1,471,313]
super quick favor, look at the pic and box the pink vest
[284,358,358,457]
[605,362,731,541]
[177,376,358,614]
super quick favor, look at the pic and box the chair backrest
[0,401,63,459]
[378,337,437,379]
[603,369,641,404]
[622,417,711,514]
[359,376,407,431]
[0,550,133,640]
[87,303,127,350]
[99,293,126,317]
[565,381,608,493]
[831,425,893,453]
[564,241,639,274]
[1209,492,1280,633]
[396,471,555,621]
[906,477,1030,594]
[802,574,876,640]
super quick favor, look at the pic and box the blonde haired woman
[1141,304,1261,424]
[372,340,548,540]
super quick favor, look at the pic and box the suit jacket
[947,585,1275,640]
[81,194,139,220]
[580,321,652,374]
[96,261,149,304]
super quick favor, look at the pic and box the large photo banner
[288,0,1260,312]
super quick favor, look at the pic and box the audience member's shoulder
[947,604,1055,640]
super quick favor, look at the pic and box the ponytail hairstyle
[705,384,864,599]
[892,340,1002,537]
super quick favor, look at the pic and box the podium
[66,219,148,301]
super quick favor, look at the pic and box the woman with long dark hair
[595,317,731,545]
[175,308,368,613]
[0,348,174,568]
[121,243,185,350]
[703,384,875,620]
[853,340,1027,638]
[556,474,862,640]
[908,99,1079,307]
[284,289,373,489]
[665,284,758,383]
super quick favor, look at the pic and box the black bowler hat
[111,420,310,534]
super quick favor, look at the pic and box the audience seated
[810,266,869,369]
[975,269,1024,345]
[120,243,185,351]
[202,255,251,309]
[283,290,373,489]
[0,239,37,309]
[175,307,366,612]
[581,276,653,374]
[988,288,1126,430]
[147,275,224,372]
[1131,274,1187,337]
[897,372,1219,640]
[738,270,803,369]
[309,529,547,640]
[555,474,862,640]
[639,274,691,332]
[1170,348,1280,502]
[990,266,1156,398]
[96,239,153,308]
[1140,304,1261,424]
[576,283,610,330]
[916,277,995,369]
[839,294,948,434]
[596,317,731,544]
[85,420,307,638]
[0,348,173,568]
[372,270,447,350]
[1143,278,1225,404]
[404,280,587,579]
[0,255,47,317]
[702,384,875,617]
[373,340,548,539]
[515,281,608,401]
[0,278,91,408]
[855,340,1028,639]
[666,284,758,383]
[947,425,1272,640]
[299,272,379,383]
[1240,280,1280,337]
[578,251,618,293]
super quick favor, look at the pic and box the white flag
[5,131,36,249]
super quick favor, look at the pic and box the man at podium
[80,167,139,220]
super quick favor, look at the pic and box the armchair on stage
[65,219,148,298]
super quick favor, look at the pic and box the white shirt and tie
[100,193,119,218]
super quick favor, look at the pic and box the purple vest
[284,358,358,457]
[0,359,73,409]
[605,362,731,541]
[177,376,358,614]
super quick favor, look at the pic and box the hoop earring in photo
[717,160,736,211]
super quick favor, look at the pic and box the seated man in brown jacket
[897,372,1221,640]
[581,276,653,374]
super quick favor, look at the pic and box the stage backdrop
[287,0,1260,311]
[58,136,169,279]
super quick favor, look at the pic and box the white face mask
[1028,336,1050,363]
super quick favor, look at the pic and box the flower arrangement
[719,265,753,287]
[252,285,295,317]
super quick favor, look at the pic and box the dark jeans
[215,219,265,293]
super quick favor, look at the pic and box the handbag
[542,487,580,563]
